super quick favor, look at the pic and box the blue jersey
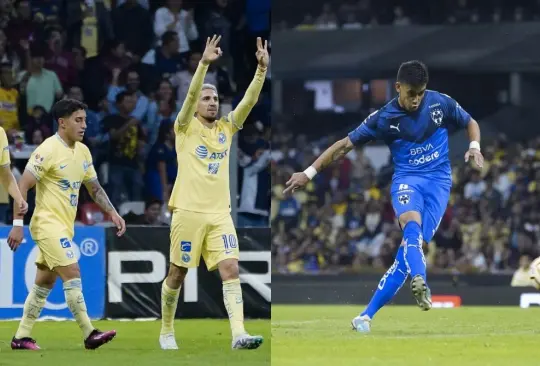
[348,90,471,180]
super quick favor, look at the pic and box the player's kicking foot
[232,334,264,350]
[159,333,179,350]
[11,337,40,350]
[84,329,116,350]
[351,314,371,333]
[411,274,432,311]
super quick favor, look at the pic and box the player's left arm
[445,94,484,168]
[82,153,126,236]
[227,38,268,134]
[0,128,27,213]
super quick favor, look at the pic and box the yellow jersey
[26,134,97,239]
[0,88,19,131]
[169,62,267,213]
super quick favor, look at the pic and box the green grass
[272,305,540,366]
[0,319,270,366]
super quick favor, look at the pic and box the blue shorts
[391,175,451,243]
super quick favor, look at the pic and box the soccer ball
[529,257,540,289]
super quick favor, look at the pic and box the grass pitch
[0,319,270,366]
[272,305,540,366]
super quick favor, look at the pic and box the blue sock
[361,246,408,319]
[403,221,426,281]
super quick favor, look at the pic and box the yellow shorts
[170,209,239,271]
[34,236,78,270]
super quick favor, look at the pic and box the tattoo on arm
[316,138,354,171]
[87,180,116,214]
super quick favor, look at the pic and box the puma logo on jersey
[390,123,400,133]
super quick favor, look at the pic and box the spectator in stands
[238,127,271,227]
[6,1,36,48]
[44,27,77,88]
[204,0,234,77]
[0,62,19,132]
[154,0,199,57]
[24,105,52,144]
[123,198,168,226]
[464,170,486,201]
[103,91,144,206]
[112,0,153,60]
[144,78,179,149]
[144,122,176,203]
[141,31,183,79]
[19,45,63,112]
[108,67,149,120]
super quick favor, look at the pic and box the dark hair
[115,90,135,104]
[161,31,178,46]
[51,99,87,120]
[156,121,174,144]
[145,198,163,210]
[397,60,429,87]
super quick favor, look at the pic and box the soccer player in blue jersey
[283,60,484,332]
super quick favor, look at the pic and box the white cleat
[351,314,371,333]
[232,333,264,350]
[159,333,179,350]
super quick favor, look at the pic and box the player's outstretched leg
[402,219,431,311]
[11,265,55,350]
[57,265,116,349]
[352,245,408,333]
[159,264,186,350]
[218,259,263,350]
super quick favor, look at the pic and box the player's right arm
[7,145,52,250]
[174,35,222,134]
[283,111,379,195]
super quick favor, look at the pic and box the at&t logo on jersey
[209,150,228,160]
[409,143,440,166]
[195,145,208,159]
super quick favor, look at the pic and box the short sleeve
[26,144,53,181]
[82,148,97,183]
[0,128,10,167]
[441,93,471,128]
[348,110,380,146]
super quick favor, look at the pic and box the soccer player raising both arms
[285,61,483,332]
[7,99,126,350]
[159,35,268,350]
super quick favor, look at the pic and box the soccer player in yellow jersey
[7,99,126,351]
[159,35,268,350]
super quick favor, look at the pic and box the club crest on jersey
[34,153,44,164]
[430,108,444,126]
[195,145,208,159]
[218,132,226,144]
[398,194,410,205]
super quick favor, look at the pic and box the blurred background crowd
[0,0,271,228]
[273,0,540,30]
[271,0,540,278]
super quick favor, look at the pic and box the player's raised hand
[111,213,126,237]
[255,37,269,67]
[201,34,222,65]
[283,172,310,196]
[464,148,484,168]
[7,226,24,251]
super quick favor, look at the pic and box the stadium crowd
[0,0,271,226]
[271,130,540,274]
[274,0,540,30]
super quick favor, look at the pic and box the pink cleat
[84,329,116,350]
[11,337,41,350]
